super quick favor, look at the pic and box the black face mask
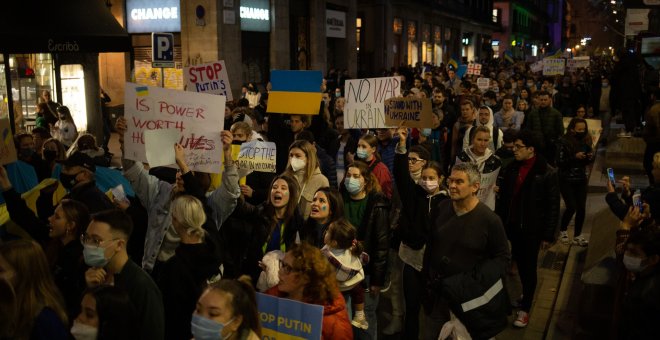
[575,132,587,139]
[43,149,58,162]
[19,148,35,160]
[60,172,79,190]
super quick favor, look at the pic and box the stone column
[270,0,291,71]
[309,0,327,73]
[216,3,242,100]
[346,0,358,77]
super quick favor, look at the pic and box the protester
[423,162,510,339]
[450,100,477,163]
[495,129,517,170]
[83,209,165,340]
[157,195,222,340]
[41,138,67,174]
[31,126,51,158]
[295,131,338,189]
[394,127,448,339]
[496,130,559,328]
[340,160,390,338]
[230,121,275,205]
[300,187,345,248]
[283,140,330,219]
[51,106,78,149]
[266,242,353,339]
[556,118,594,246]
[456,125,502,210]
[67,133,110,167]
[463,105,503,153]
[526,90,564,165]
[355,134,393,199]
[494,95,525,131]
[72,285,137,340]
[327,112,357,187]
[14,132,50,181]
[321,219,367,329]
[0,239,69,340]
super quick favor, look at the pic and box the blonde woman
[157,194,222,340]
[283,140,330,219]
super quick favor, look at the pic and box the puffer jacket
[556,135,593,182]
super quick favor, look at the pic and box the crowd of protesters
[0,49,659,340]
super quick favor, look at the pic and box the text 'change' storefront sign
[127,0,181,33]
[240,0,270,32]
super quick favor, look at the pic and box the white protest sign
[237,140,277,173]
[567,56,590,71]
[144,128,180,167]
[530,61,544,73]
[124,83,226,173]
[184,60,233,100]
[477,78,490,91]
[344,76,401,129]
[543,58,566,76]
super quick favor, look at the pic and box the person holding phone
[556,118,594,246]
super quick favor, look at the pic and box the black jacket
[299,219,330,249]
[620,266,660,339]
[344,191,390,286]
[393,152,448,250]
[157,241,222,340]
[496,155,560,242]
[37,180,114,219]
[556,135,593,182]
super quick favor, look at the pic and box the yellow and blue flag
[267,70,323,115]
[447,58,458,71]
[504,50,514,63]
[136,86,149,97]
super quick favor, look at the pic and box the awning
[0,0,130,53]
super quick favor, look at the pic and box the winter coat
[289,167,330,220]
[556,135,593,182]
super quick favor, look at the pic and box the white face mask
[623,254,647,273]
[290,157,306,172]
[70,320,98,340]
[419,179,439,193]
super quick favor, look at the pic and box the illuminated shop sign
[127,0,181,33]
[240,0,270,32]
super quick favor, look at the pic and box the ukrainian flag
[504,50,514,63]
[447,58,458,71]
[136,86,149,97]
[267,70,323,115]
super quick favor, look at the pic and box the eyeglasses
[408,158,424,164]
[279,260,298,274]
[80,234,119,248]
[512,144,528,150]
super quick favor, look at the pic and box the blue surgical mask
[344,177,363,195]
[191,314,234,340]
[356,148,370,160]
[83,244,110,268]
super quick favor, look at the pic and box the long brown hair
[0,240,68,338]
[565,117,591,145]
[285,140,320,182]
[264,174,301,239]
[204,276,261,338]
[287,242,339,305]
[59,199,90,239]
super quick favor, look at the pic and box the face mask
[70,320,98,340]
[290,157,306,172]
[422,128,432,137]
[83,244,110,268]
[60,173,79,190]
[19,148,35,159]
[575,132,587,139]
[43,149,58,162]
[419,180,439,193]
[356,148,370,160]
[191,314,234,340]
[335,91,341,98]
[623,254,647,273]
[344,177,363,195]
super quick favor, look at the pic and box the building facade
[492,0,560,59]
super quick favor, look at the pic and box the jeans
[403,263,423,339]
[560,179,588,236]
[383,250,404,321]
[353,277,380,340]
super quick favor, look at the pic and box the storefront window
[0,55,8,120]
[8,54,56,131]
[60,64,87,132]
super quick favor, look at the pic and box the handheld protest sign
[184,60,233,100]
[344,76,401,129]
[0,119,17,165]
[123,83,226,173]
[384,97,433,129]
[256,293,323,340]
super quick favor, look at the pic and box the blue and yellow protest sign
[256,293,323,340]
[267,70,323,115]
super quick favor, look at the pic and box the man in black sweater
[422,162,510,340]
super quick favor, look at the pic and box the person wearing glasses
[82,209,165,340]
[0,165,90,320]
[266,242,353,339]
[495,130,560,328]
[393,127,448,339]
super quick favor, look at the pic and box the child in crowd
[321,219,369,330]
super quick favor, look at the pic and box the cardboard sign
[344,76,401,128]
[123,83,226,173]
[467,63,482,75]
[563,117,603,150]
[477,77,490,91]
[184,60,233,100]
[237,140,277,173]
[267,70,323,115]
[144,128,180,168]
[567,56,590,71]
[543,58,566,76]
[256,293,323,340]
[0,119,17,165]
[383,97,433,128]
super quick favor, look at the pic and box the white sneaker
[513,310,529,328]
[351,313,369,330]
[559,231,570,245]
